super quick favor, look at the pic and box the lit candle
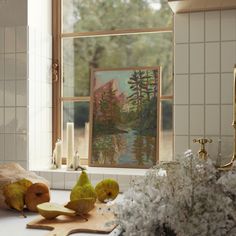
[67,122,74,168]
[56,139,62,168]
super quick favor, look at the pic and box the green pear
[95,179,119,203]
[65,198,95,215]
[37,202,76,220]
[70,171,97,201]
[77,170,90,186]
[3,178,33,212]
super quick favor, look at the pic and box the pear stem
[20,210,27,218]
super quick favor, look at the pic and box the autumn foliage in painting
[91,69,159,167]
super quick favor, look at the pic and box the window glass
[62,102,90,158]
[62,32,172,97]
[63,0,173,33]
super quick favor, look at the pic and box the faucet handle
[193,138,212,160]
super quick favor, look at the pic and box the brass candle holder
[218,65,236,171]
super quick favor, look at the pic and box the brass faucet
[218,65,236,171]
[193,138,212,160]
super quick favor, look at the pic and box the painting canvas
[89,67,160,168]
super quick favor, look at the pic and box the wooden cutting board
[27,204,117,236]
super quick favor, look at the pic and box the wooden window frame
[52,0,174,162]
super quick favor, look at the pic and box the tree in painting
[91,68,159,168]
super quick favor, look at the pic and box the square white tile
[175,13,189,43]
[4,134,16,161]
[190,12,204,43]
[205,11,220,42]
[190,74,204,104]
[190,43,204,73]
[103,174,117,181]
[4,108,16,133]
[221,105,234,135]
[52,172,65,189]
[205,105,220,135]
[221,136,234,164]
[207,136,220,161]
[174,105,189,135]
[0,27,4,53]
[221,10,236,41]
[64,172,77,190]
[221,73,234,104]
[190,105,204,135]
[16,134,27,161]
[4,53,15,79]
[0,81,4,106]
[5,27,15,53]
[4,80,15,106]
[16,26,27,53]
[175,44,189,74]
[205,74,220,104]
[117,175,131,192]
[39,171,52,186]
[91,173,104,187]
[0,134,4,160]
[174,74,188,105]
[16,80,27,106]
[221,42,236,73]
[16,107,27,134]
[174,135,189,158]
[16,53,27,79]
[205,42,220,73]
[0,54,4,79]
[0,107,4,133]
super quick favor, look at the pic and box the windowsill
[32,165,147,175]
[32,166,148,192]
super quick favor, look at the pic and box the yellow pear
[65,198,95,215]
[95,179,119,203]
[70,171,97,201]
[37,202,76,220]
[3,178,32,212]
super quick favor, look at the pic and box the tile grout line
[219,10,222,151]
[204,12,206,139]
[188,13,190,149]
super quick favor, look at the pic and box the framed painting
[89,66,161,168]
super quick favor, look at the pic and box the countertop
[0,190,122,236]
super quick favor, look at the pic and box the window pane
[159,100,173,161]
[62,0,173,33]
[62,102,90,158]
[62,32,172,97]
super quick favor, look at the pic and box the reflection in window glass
[63,0,173,33]
[63,32,172,97]
[62,102,90,158]
[159,100,173,161]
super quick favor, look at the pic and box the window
[52,0,173,164]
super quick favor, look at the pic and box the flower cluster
[115,150,236,236]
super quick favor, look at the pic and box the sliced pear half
[65,198,95,215]
[37,202,76,220]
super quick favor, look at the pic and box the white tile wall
[174,10,236,165]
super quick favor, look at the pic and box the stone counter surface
[0,190,122,236]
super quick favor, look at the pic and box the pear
[95,179,119,203]
[65,198,95,215]
[3,178,33,213]
[37,202,76,220]
[70,171,97,201]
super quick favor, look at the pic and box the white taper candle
[67,122,74,168]
[56,139,62,168]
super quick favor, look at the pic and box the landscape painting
[89,67,160,168]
